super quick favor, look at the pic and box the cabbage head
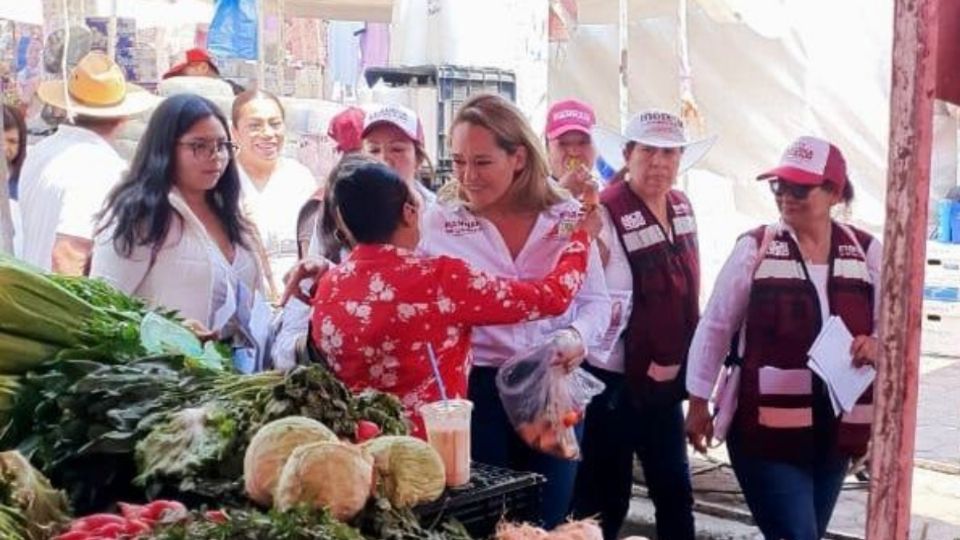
[361,436,445,508]
[274,441,373,521]
[0,451,70,539]
[243,416,336,506]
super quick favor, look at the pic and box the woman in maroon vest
[571,110,715,540]
[685,136,880,540]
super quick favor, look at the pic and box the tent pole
[618,0,628,131]
[257,0,265,89]
[866,0,938,538]
[107,0,118,60]
[0,104,12,255]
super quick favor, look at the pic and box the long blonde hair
[439,94,567,213]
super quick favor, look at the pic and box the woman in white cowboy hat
[571,110,716,540]
[18,51,158,275]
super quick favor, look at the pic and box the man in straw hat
[571,110,716,540]
[19,51,158,275]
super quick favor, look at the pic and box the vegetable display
[0,263,474,539]
[361,436,445,509]
[274,441,375,520]
[243,416,337,506]
[0,255,178,371]
[0,451,70,540]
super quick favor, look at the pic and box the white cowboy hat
[592,110,718,173]
[36,51,158,118]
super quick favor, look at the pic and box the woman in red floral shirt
[311,160,596,437]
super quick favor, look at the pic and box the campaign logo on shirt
[766,240,790,258]
[443,218,483,236]
[620,210,646,231]
[547,210,580,239]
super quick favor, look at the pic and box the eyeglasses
[178,140,239,160]
[769,179,817,200]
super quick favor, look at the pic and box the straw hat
[593,110,718,173]
[36,51,158,118]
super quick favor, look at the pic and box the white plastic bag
[496,341,605,460]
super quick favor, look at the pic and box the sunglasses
[769,179,819,200]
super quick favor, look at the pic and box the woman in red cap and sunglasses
[685,136,881,540]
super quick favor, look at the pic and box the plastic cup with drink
[421,344,473,487]
[420,399,473,487]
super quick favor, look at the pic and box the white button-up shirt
[585,206,635,373]
[685,223,883,401]
[19,125,127,270]
[420,200,612,368]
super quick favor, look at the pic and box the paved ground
[916,356,960,468]
[621,355,960,539]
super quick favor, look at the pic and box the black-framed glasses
[769,179,817,200]
[178,140,239,160]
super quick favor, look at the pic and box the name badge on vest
[838,245,863,259]
[767,240,790,257]
[620,210,646,231]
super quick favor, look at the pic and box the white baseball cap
[362,103,425,145]
[592,110,718,172]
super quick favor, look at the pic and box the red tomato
[562,410,583,428]
[204,509,229,524]
[143,500,187,522]
[355,420,381,442]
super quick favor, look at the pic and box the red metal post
[866,0,939,538]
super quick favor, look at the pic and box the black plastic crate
[415,462,544,539]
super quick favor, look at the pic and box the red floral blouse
[310,230,590,437]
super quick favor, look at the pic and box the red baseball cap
[546,99,596,140]
[162,48,220,80]
[757,136,849,189]
[328,106,366,153]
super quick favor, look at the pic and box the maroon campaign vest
[735,223,875,462]
[601,182,700,406]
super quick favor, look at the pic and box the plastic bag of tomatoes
[496,342,605,460]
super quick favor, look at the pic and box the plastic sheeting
[550,0,899,235]
[547,0,956,301]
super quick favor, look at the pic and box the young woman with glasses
[685,136,880,540]
[91,93,267,369]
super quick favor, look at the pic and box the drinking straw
[426,344,449,404]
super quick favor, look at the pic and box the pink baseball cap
[328,106,366,153]
[362,103,425,145]
[757,136,849,189]
[546,99,596,140]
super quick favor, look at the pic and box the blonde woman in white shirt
[423,94,611,529]
[91,93,264,371]
[232,89,317,299]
